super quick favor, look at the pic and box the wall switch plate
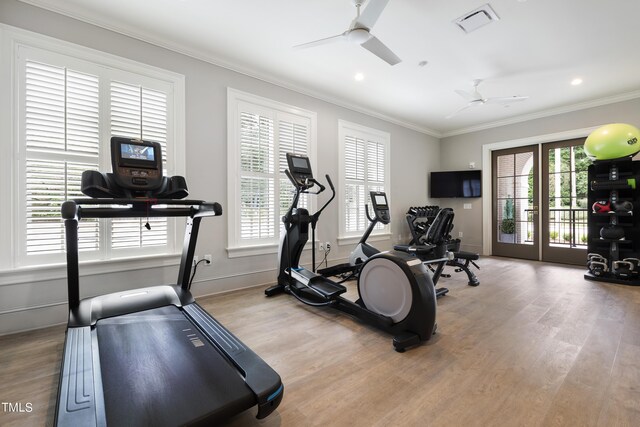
[464,203,472,209]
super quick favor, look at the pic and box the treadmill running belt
[97,305,254,426]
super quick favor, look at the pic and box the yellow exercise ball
[584,123,640,160]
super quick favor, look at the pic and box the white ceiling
[21,0,640,136]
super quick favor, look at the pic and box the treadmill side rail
[184,303,284,419]
[55,327,105,427]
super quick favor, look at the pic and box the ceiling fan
[446,79,529,118]
[294,0,401,66]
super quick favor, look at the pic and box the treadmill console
[111,137,163,191]
[286,153,314,188]
[370,191,391,224]
[81,136,188,199]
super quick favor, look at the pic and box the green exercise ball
[584,123,640,160]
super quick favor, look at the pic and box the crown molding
[441,89,640,138]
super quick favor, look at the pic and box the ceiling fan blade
[356,0,390,29]
[293,32,347,49]
[445,103,476,119]
[454,89,475,101]
[361,35,401,65]
[484,95,529,105]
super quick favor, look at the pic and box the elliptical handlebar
[312,174,335,223]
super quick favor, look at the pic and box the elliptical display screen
[291,156,311,173]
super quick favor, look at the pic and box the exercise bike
[316,190,390,279]
[265,153,449,352]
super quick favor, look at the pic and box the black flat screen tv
[430,170,482,198]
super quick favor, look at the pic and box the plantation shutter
[239,112,275,240]
[110,82,168,249]
[24,61,100,255]
[344,135,366,232]
[278,119,309,212]
[342,127,388,236]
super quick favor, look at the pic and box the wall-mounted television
[430,170,482,198]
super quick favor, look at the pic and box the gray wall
[439,97,640,253]
[0,0,439,334]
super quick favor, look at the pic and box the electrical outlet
[325,242,331,252]
[204,254,212,265]
[458,231,463,238]
[319,242,325,252]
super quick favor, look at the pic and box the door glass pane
[546,144,588,250]
[497,177,514,199]
[515,152,534,176]
[497,154,514,177]
[573,145,590,171]
[515,175,532,198]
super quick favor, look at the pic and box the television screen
[430,170,482,198]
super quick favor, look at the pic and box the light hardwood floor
[1,256,640,426]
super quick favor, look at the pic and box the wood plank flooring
[1,256,639,426]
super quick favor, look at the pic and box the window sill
[226,243,279,258]
[0,253,182,286]
[337,233,392,247]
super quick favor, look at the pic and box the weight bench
[395,208,480,289]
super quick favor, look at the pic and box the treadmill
[54,137,283,426]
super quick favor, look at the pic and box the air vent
[454,4,500,33]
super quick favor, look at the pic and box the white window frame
[227,88,317,258]
[338,120,391,246]
[0,24,186,273]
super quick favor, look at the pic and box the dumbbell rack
[584,157,640,285]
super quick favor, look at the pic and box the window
[338,120,390,242]
[3,27,185,269]
[227,89,317,257]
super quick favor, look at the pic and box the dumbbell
[615,258,640,278]
[612,260,636,278]
[588,260,608,277]
[415,223,428,234]
[587,253,607,264]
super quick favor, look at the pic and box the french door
[491,140,589,265]
[492,145,539,260]
[541,139,589,264]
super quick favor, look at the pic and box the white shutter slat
[67,70,99,155]
[110,82,169,249]
[240,112,274,175]
[25,61,101,256]
[26,160,99,255]
[278,120,309,211]
[25,62,65,153]
[240,177,275,239]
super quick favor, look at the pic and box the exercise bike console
[369,191,390,224]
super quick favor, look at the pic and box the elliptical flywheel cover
[357,255,414,323]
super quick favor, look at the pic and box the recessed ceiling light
[354,72,364,81]
[571,78,583,86]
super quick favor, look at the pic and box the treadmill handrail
[62,198,222,220]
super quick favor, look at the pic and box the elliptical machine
[265,153,445,352]
[317,191,390,278]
